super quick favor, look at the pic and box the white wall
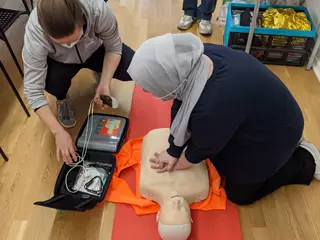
[304,0,320,80]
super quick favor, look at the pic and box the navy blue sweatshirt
[167,44,304,183]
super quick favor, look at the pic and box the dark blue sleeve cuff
[167,134,185,158]
[167,143,184,158]
[184,143,206,164]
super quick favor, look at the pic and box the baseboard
[313,57,320,82]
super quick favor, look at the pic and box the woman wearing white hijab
[127,33,320,205]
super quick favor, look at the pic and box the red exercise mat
[111,86,242,240]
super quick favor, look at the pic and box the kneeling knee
[226,191,256,206]
[228,196,255,205]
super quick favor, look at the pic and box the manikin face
[157,192,192,240]
[50,24,83,47]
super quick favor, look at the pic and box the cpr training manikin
[139,128,210,240]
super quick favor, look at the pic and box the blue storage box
[224,3,317,66]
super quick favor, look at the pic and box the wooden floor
[1,0,320,239]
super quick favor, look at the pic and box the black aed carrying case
[34,114,129,212]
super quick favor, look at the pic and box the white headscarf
[127,33,211,147]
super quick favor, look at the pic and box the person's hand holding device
[95,79,119,109]
[150,150,178,173]
[95,51,122,109]
[55,129,77,165]
[95,80,111,109]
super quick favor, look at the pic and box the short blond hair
[37,0,84,38]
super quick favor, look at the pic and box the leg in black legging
[84,43,134,81]
[45,43,135,100]
[45,58,81,100]
[226,147,316,205]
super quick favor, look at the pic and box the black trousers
[226,147,315,205]
[45,43,134,100]
[183,0,217,21]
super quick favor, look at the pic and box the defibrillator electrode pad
[77,114,128,152]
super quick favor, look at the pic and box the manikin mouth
[170,192,183,199]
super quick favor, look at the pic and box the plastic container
[224,3,317,66]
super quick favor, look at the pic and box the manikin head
[157,191,192,240]
[37,0,84,47]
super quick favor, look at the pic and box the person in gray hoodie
[23,0,134,164]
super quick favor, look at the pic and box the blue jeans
[183,0,217,21]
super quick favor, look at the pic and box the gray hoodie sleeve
[93,0,122,55]
[22,12,50,110]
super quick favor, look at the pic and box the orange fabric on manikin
[97,136,227,215]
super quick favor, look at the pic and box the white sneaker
[198,20,213,35]
[299,140,320,180]
[177,15,196,30]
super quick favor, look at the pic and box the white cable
[65,99,97,194]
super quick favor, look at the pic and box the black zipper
[75,45,83,64]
